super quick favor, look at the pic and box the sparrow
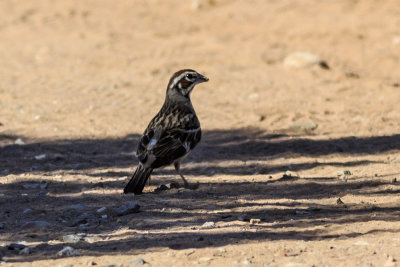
[124,69,209,194]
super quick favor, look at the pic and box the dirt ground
[1,0,400,266]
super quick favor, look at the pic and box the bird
[124,69,209,194]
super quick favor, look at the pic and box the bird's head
[166,69,209,99]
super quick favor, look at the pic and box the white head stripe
[169,71,197,89]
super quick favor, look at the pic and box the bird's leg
[174,161,189,187]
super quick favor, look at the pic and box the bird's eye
[185,73,195,80]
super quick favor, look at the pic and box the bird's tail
[124,164,153,194]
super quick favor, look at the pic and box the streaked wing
[137,127,201,168]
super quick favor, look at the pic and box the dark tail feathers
[124,164,153,194]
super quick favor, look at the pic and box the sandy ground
[1,0,400,266]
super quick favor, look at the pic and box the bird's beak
[197,73,209,83]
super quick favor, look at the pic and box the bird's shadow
[2,128,399,176]
[1,128,400,262]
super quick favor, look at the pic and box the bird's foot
[184,182,199,190]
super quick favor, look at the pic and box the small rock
[23,208,32,214]
[8,243,28,251]
[96,207,107,213]
[0,222,4,229]
[115,202,140,216]
[101,214,108,220]
[23,220,52,229]
[336,198,345,205]
[62,234,83,243]
[283,52,329,69]
[337,170,352,181]
[354,240,369,246]
[392,178,397,183]
[70,204,85,211]
[57,246,80,257]
[128,257,146,266]
[86,259,96,265]
[84,236,102,243]
[288,121,318,132]
[202,221,215,228]
[249,218,261,224]
[34,154,47,160]
[14,138,25,145]
[184,249,195,256]
[218,247,227,253]
[154,184,169,192]
[138,235,146,241]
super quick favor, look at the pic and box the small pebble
[84,236,102,243]
[249,218,261,224]
[101,214,108,220]
[115,202,140,216]
[96,207,107,213]
[23,208,32,214]
[62,234,82,243]
[337,170,352,181]
[18,247,30,255]
[86,260,96,265]
[288,121,318,132]
[57,246,80,257]
[202,221,215,228]
[34,154,47,160]
[14,138,25,145]
[283,51,329,69]
[128,257,146,266]
[336,198,345,205]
